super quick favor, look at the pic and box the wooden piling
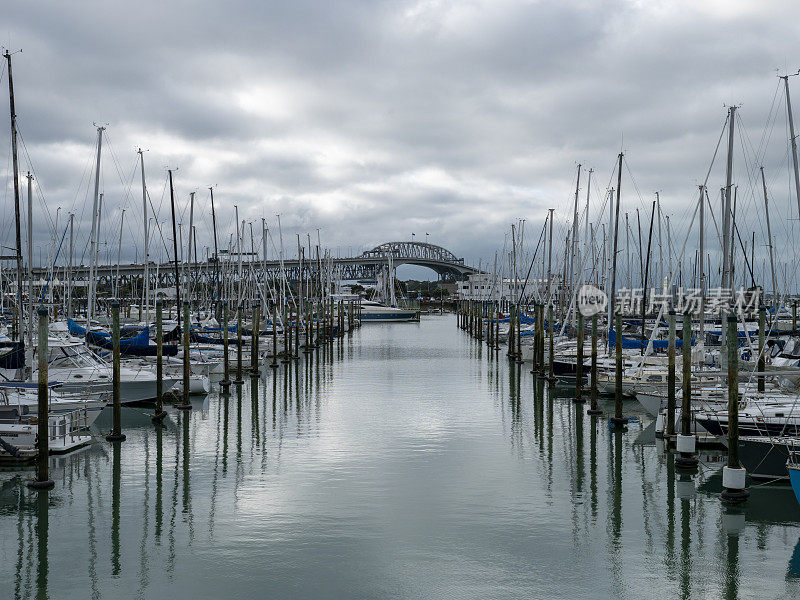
[574,311,584,402]
[303,301,313,353]
[315,301,321,347]
[106,301,126,441]
[152,300,167,421]
[28,307,54,490]
[538,305,546,374]
[610,312,626,427]
[282,305,290,363]
[507,305,515,358]
[675,310,697,469]
[176,301,192,410]
[287,306,293,359]
[486,302,490,341]
[294,305,300,358]
[271,304,279,369]
[665,309,676,437]
[251,302,261,376]
[220,301,231,390]
[588,313,601,415]
[234,304,244,384]
[721,314,748,502]
[495,303,500,350]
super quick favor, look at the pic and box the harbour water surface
[2,314,800,599]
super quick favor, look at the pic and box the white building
[457,273,554,302]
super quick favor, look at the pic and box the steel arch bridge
[18,241,478,296]
[356,241,474,280]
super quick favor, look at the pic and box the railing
[47,408,91,447]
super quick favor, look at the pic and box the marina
[5,1,800,597]
[3,316,800,599]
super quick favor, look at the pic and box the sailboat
[357,259,418,322]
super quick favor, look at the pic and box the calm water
[2,314,800,599]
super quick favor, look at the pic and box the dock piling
[271,304,279,369]
[220,301,231,390]
[588,313,601,415]
[722,314,749,503]
[675,310,697,469]
[574,311,584,402]
[251,302,261,376]
[176,301,192,410]
[106,301,126,441]
[610,312,626,427]
[664,309,676,438]
[28,306,54,490]
[234,305,244,384]
[152,300,167,421]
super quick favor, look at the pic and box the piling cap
[668,308,675,315]
[155,299,162,307]
[111,300,120,308]
[183,301,190,306]
[37,306,48,316]
[727,314,737,323]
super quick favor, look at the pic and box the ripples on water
[1,314,800,599]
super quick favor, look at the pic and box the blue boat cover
[608,328,694,350]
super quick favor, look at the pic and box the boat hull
[790,465,800,506]
[360,310,418,322]
[738,437,799,480]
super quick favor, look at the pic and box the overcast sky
[3,0,800,283]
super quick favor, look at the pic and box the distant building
[456,273,555,302]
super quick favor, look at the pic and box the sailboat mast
[234,205,241,306]
[781,75,800,220]
[656,192,663,291]
[609,153,623,325]
[67,213,73,318]
[138,148,149,324]
[699,186,705,349]
[570,164,582,308]
[261,219,268,303]
[26,172,34,373]
[87,126,104,333]
[115,209,125,299]
[95,194,103,270]
[168,169,182,327]
[641,200,655,355]
[760,166,778,304]
[188,191,195,302]
[579,167,592,296]
[209,188,220,305]
[722,106,735,296]
[5,51,24,344]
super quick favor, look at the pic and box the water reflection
[111,441,121,576]
[788,537,800,579]
[0,316,799,598]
